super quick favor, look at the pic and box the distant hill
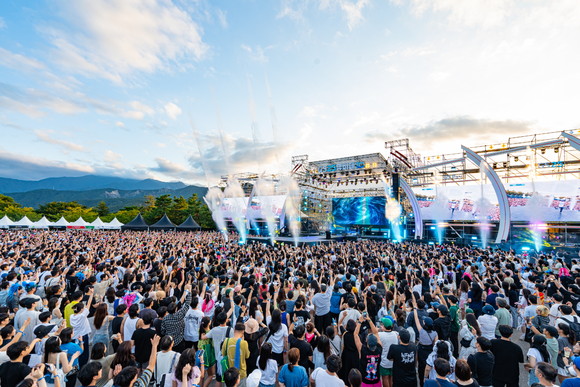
[0,175,187,193]
[7,186,208,212]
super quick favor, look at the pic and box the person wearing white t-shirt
[310,354,345,387]
[378,317,399,387]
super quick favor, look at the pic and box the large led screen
[412,180,580,222]
[332,196,388,226]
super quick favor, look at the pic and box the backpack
[562,316,580,338]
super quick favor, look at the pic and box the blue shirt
[424,378,455,387]
[60,342,83,367]
[278,364,309,387]
[330,292,342,314]
[562,378,580,387]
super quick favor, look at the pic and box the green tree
[0,195,20,212]
[94,201,109,217]
[38,201,86,221]
[113,208,140,224]
[169,196,189,224]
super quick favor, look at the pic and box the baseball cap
[33,324,56,339]
[572,356,580,369]
[381,317,393,328]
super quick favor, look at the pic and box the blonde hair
[537,305,550,317]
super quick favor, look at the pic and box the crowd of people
[1,229,580,387]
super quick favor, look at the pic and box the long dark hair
[531,334,550,363]
[558,323,577,345]
[465,313,481,336]
[93,303,108,330]
[269,309,282,336]
[174,348,196,380]
[258,342,273,371]
[317,335,331,359]
[435,341,450,361]
[199,316,211,338]
[91,342,106,360]
[470,283,482,300]
[111,341,136,368]
[105,287,116,303]
[44,336,62,363]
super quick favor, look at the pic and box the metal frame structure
[216,129,580,243]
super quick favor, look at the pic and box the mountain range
[0,175,207,211]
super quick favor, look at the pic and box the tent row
[121,213,201,231]
[0,215,124,230]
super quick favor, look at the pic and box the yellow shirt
[64,300,79,327]
[221,337,250,378]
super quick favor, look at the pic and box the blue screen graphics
[332,196,387,226]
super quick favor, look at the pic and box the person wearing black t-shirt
[111,304,126,352]
[387,329,418,387]
[490,325,524,387]
[131,314,157,368]
[0,341,32,387]
[289,324,314,373]
[467,337,495,387]
[291,299,311,326]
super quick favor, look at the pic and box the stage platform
[245,234,392,246]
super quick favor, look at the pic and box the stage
[245,233,392,246]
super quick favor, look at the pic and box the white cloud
[122,101,155,120]
[35,130,85,152]
[46,0,208,82]
[319,0,371,30]
[104,150,122,163]
[164,102,182,120]
[115,121,125,128]
[404,0,514,28]
[0,48,45,71]
[0,17,5,29]
[241,44,270,63]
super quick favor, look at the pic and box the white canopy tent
[90,217,106,229]
[0,215,13,229]
[14,216,34,227]
[52,216,69,227]
[104,217,123,230]
[33,216,52,229]
[69,217,88,227]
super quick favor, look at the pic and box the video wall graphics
[332,196,388,226]
[412,180,580,222]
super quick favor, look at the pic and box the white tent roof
[108,217,124,226]
[70,217,88,226]
[90,217,105,228]
[53,216,69,226]
[104,217,124,229]
[14,216,34,227]
[33,216,52,228]
[0,215,13,228]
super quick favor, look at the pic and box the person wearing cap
[378,317,398,387]
[477,305,497,340]
[244,313,268,375]
[562,355,580,386]
[353,314,381,387]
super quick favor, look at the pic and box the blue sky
[1,0,580,184]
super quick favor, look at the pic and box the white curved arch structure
[462,146,511,243]
[399,177,423,239]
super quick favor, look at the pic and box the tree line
[0,193,215,229]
